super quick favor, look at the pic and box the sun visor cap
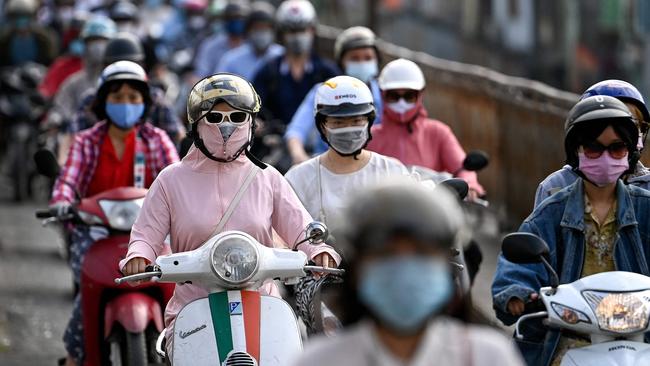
[187,74,261,125]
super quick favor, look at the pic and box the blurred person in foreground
[215,1,284,80]
[0,0,58,66]
[285,26,382,165]
[291,179,524,366]
[366,58,484,199]
[52,60,178,366]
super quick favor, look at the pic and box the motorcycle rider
[492,95,650,366]
[119,73,341,359]
[215,1,284,80]
[193,0,250,78]
[285,75,409,237]
[366,58,484,199]
[252,0,339,171]
[291,179,524,366]
[0,0,58,66]
[68,32,185,143]
[51,60,179,366]
[286,26,383,165]
[534,79,650,207]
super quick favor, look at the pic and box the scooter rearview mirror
[463,150,489,172]
[438,178,469,200]
[305,221,328,245]
[33,149,60,179]
[502,232,549,264]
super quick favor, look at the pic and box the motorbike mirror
[502,232,550,264]
[438,178,469,200]
[305,221,329,245]
[463,150,489,172]
[33,149,60,179]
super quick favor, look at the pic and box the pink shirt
[367,107,484,194]
[120,146,341,335]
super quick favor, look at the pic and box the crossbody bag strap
[210,165,260,237]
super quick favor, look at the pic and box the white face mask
[345,60,378,83]
[387,98,416,115]
[325,124,369,155]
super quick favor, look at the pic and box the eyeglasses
[384,90,419,103]
[205,110,249,124]
[582,141,629,159]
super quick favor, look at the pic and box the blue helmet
[581,80,650,122]
[81,15,117,40]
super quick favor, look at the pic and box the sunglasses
[205,110,249,124]
[384,90,419,103]
[582,141,629,159]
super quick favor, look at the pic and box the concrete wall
[316,25,581,224]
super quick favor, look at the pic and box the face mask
[105,103,145,129]
[325,124,369,155]
[189,16,206,30]
[198,119,251,161]
[285,32,313,55]
[225,19,246,36]
[69,39,85,56]
[212,21,224,35]
[578,152,629,187]
[385,97,420,124]
[85,40,108,65]
[345,60,378,83]
[14,16,31,30]
[249,30,274,52]
[358,256,453,334]
[218,121,240,142]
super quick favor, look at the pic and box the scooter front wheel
[108,330,147,366]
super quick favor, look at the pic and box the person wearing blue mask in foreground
[291,179,524,366]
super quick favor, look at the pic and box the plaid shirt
[51,121,179,204]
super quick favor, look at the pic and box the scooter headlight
[210,233,259,287]
[99,198,144,231]
[583,290,650,334]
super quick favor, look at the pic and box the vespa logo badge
[179,324,207,339]
[229,301,242,315]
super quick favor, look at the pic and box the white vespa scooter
[115,222,341,366]
[502,232,650,365]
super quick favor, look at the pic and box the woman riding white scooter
[120,73,340,359]
[285,75,410,239]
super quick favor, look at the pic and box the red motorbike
[34,150,173,365]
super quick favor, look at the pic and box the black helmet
[110,0,138,22]
[224,0,251,19]
[246,1,275,29]
[103,32,145,65]
[340,178,464,260]
[565,95,639,168]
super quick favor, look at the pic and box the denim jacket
[492,178,650,366]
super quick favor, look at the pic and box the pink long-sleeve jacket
[366,105,484,194]
[119,145,341,345]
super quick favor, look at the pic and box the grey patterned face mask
[218,121,239,142]
[325,124,369,155]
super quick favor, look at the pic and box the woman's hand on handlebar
[507,292,539,316]
[122,257,149,284]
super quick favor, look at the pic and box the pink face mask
[197,119,251,161]
[384,98,421,124]
[578,152,629,187]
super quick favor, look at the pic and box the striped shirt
[51,120,179,204]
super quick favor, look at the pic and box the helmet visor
[318,102,374,118]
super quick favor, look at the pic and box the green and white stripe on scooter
[208,291,249,363]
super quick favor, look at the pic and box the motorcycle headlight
[551,302,591,325]
[98,198,144,231]
[583,290,650,333]
[210,233,259,287]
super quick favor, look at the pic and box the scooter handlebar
[303,266,345,276]
[35,209,54,218]
[114,271,162,285]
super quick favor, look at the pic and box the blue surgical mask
[225,19,246,36]
[68,39,85,56]
[358,256,453,334]
[105,103,145,129]
[345,60,378,83]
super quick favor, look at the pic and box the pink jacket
[119,145,341,338]
[367,106,484,194]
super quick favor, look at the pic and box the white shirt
[285,152,410,236]
[290,318,525,366]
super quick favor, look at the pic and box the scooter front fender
[104,292,164,338]
[562,340,650,365]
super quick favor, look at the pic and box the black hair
[92,79,152,122]
[565,118,638,169]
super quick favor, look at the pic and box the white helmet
[276,0,316,31]
[378,58,425,91]
[6,0,37,14]
[314,75,375,119]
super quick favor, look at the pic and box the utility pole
[367,0,379,34]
